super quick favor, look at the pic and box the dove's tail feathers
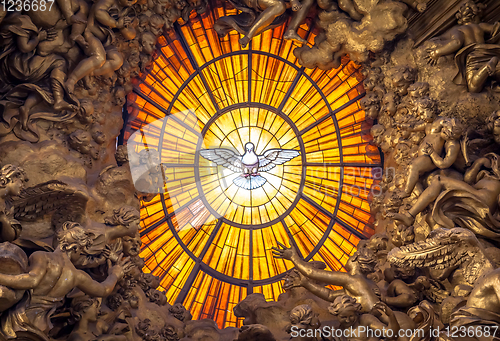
[233,175,267,190]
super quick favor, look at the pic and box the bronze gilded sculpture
[0,0,500,339]
[425,1,500,93]
[214,0,316,47]
[0,222,133,340]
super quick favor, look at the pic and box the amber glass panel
[126,1,380,329]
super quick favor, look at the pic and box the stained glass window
[123,0,380,329]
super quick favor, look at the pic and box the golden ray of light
[125,4,380,328]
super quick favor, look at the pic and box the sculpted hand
[104,243,121,263]
[107,255,134,279]
[272,241,298,261]
[116,17,125,28]
[46,28,58,41]
[119,17,132,27]
[371,301,393,317]
[425,48,440,66]
[283,269,306,290]
[422,142,434,155]
[38,30,47,41]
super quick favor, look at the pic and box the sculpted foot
[53,100,77,112]
[487,57,499,76]
[284,30,307,44]
[73,35,89,49]
[65,78,77,94]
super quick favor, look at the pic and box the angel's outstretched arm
[272,242,351,286]
[302,281,346,302]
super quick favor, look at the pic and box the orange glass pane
[126,3,380,329]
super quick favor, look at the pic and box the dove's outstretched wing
[199,149,242,172]
[258,149,300,172]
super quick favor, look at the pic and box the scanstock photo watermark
[290,325,500,339]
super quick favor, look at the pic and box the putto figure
[425,0,500,93]
[199,142,300,190]
[0,221,132,341]
[214,0,315,47]
[0,165,28,242]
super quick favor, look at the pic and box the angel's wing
[258,149,300,172]
[199,148,242,173]
[8,180,89,229]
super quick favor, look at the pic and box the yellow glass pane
[127,4,380,329]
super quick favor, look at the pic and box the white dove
[199,142,300,190]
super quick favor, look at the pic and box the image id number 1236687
[1,0,54,11]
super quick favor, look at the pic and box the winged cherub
[199,142,300,190]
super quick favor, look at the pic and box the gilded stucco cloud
[295,1,408,69]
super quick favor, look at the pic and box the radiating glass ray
[125,3,380,329]
[183,270,246,328]
[253,223,295,280]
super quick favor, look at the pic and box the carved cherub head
[370,124,385,145]
[456,0,485,25]
[394,142,411,165]
[77,99,95,124]
[136,319,160,341]
[393,265,416,279]
[362,67,383,92]
[441,118,463,141]
[161,325,179,341]
[414,98,437,122]
[139,148,160,166]
[68,130,92,155]
[486,110,500,144]
[115,145,129,165]
[381,92,398,117]
[0,164,28,197]
[238,324,276,341]
[139,272,161,291]
[169,303,192,322]
[149,14,165,36]
[391,66,416,96]
[56,222,93,259]
[107,293,124,311]
[388,222,415,247]
[360,93,381,120]
[407,82,430,100]
[121,288,139,309]
[328,295,361,327]
[105,206,140,231]
[141,32,157,55]
[345,247,377,274]
[91,127,106,145]
[146,289,167,305]
[114,86,126,107]
[367,233,389,254]
[289,304,318,328]
[71,295,101,323]
[123,233,142,256]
